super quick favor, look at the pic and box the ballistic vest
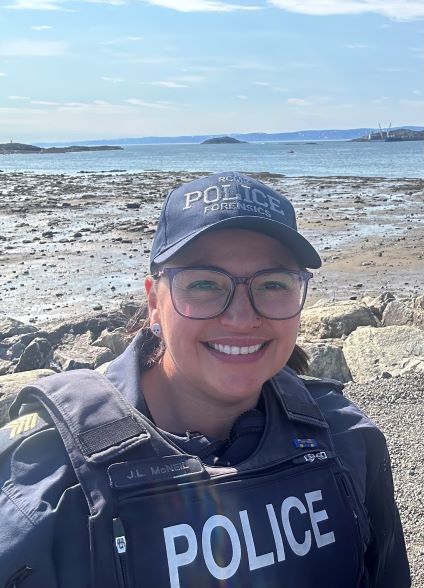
[15,368,368,588]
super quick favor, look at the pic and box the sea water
[0,140,422,177]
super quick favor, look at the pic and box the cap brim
[151,216,321,270]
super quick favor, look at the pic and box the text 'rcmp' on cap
[150,171,321,271]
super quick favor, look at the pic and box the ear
[145,275,160,324]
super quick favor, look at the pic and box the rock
[304,342,352,382]
[300,300,379,339]
[0,359,13,376]
[382,299,424,331]
[14,338,52,372]
[91,327,131,357]
[343,325,424,382]
[0,316,38,341]
[0,368,55,396]
[362,291,395,320]
[53,332,115,371]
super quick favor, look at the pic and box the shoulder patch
[1,413,40,439]
[0,412,50,454]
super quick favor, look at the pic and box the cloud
[7,0,62,10]
[237,94,248,99]
[0,40,67,56]
[142,0,261,12]
[101,76,125,83]
[8,95,30,100]
[125,98,176,109]
[268,0,424,21]
[252,81,271,86]
[31,24,53,29]
[151,81,189,87]
[0,72,8,76]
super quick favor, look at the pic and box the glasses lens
[171,269,232,318]
[251,270,306,319]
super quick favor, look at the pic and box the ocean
[0,140,423,177]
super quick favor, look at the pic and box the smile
[207,342,266,355]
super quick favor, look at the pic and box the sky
[0,0,423,142]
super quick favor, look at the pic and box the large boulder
[343,325,424,382]
[304,342,352,382]
[301,300,379,339]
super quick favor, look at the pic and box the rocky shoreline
[1,171,423,324]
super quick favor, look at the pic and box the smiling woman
[0,172,410,588]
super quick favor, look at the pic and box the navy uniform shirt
[0,332,411,587]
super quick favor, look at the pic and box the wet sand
[1,171,423,325]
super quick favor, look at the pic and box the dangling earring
[151,323,161,337]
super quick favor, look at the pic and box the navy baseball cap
[149,171,321,271]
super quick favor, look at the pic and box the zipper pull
[5,566,33,588]
[113,517,129,588]
[113,517,127,555]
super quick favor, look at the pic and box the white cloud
[252,81,271,86]
[101,76,125,83]
[125,98,176,109]
[237,94,248,99]
[142,0,261,12]
[0,72,8,76]
[8,95,30,100]
[268,0,424,21]
[31,24,53,29]
[7,0,62,10]
[0,40,67,57]
[31,99,61,105]
[412,89,422,94]
[151,81,189,87]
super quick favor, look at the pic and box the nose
[219,283,261,329]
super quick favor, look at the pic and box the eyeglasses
[154,266,313,320]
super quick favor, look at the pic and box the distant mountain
[34,126,424,147]
[0,142,123,154]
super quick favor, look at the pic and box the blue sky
[0,0,423,142]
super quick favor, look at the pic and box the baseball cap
[149,171,321,271]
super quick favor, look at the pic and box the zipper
[5,566,33,588]
[113,517,131,588]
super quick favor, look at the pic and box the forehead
[168,229,299,271]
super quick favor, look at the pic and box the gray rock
[14,338,52,372]
[0,359,13,376]
[343,325,424,382]
[382,299,424,331]
[91,327,131,357]
[301,300,379,339]
[0,316,38,341]
[53,332,115,371]
[304,342,352,382]
[362,291,396,320]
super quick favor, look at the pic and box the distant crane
[378,122,392,140]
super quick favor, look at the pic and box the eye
[257,280,289,290]
[186,280,223,291]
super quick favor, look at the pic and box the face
[145,229,302,408]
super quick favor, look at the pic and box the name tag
[108,455,205,489]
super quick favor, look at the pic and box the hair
[126,297,309,375]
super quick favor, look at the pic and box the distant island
[352,128,424,142]
[0,142,123,155]
[201,136,247,145]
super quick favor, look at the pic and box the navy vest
[15,369,368,588]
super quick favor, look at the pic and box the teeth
[210,343,263,355]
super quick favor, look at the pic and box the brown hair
[126,300,309,375]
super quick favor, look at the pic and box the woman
[0,172,410,587]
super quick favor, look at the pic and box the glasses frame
[153,266,313,320]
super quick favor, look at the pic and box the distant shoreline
[0,143,123,155]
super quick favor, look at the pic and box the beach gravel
[345,373,424,587]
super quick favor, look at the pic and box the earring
[151,323,161,337]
